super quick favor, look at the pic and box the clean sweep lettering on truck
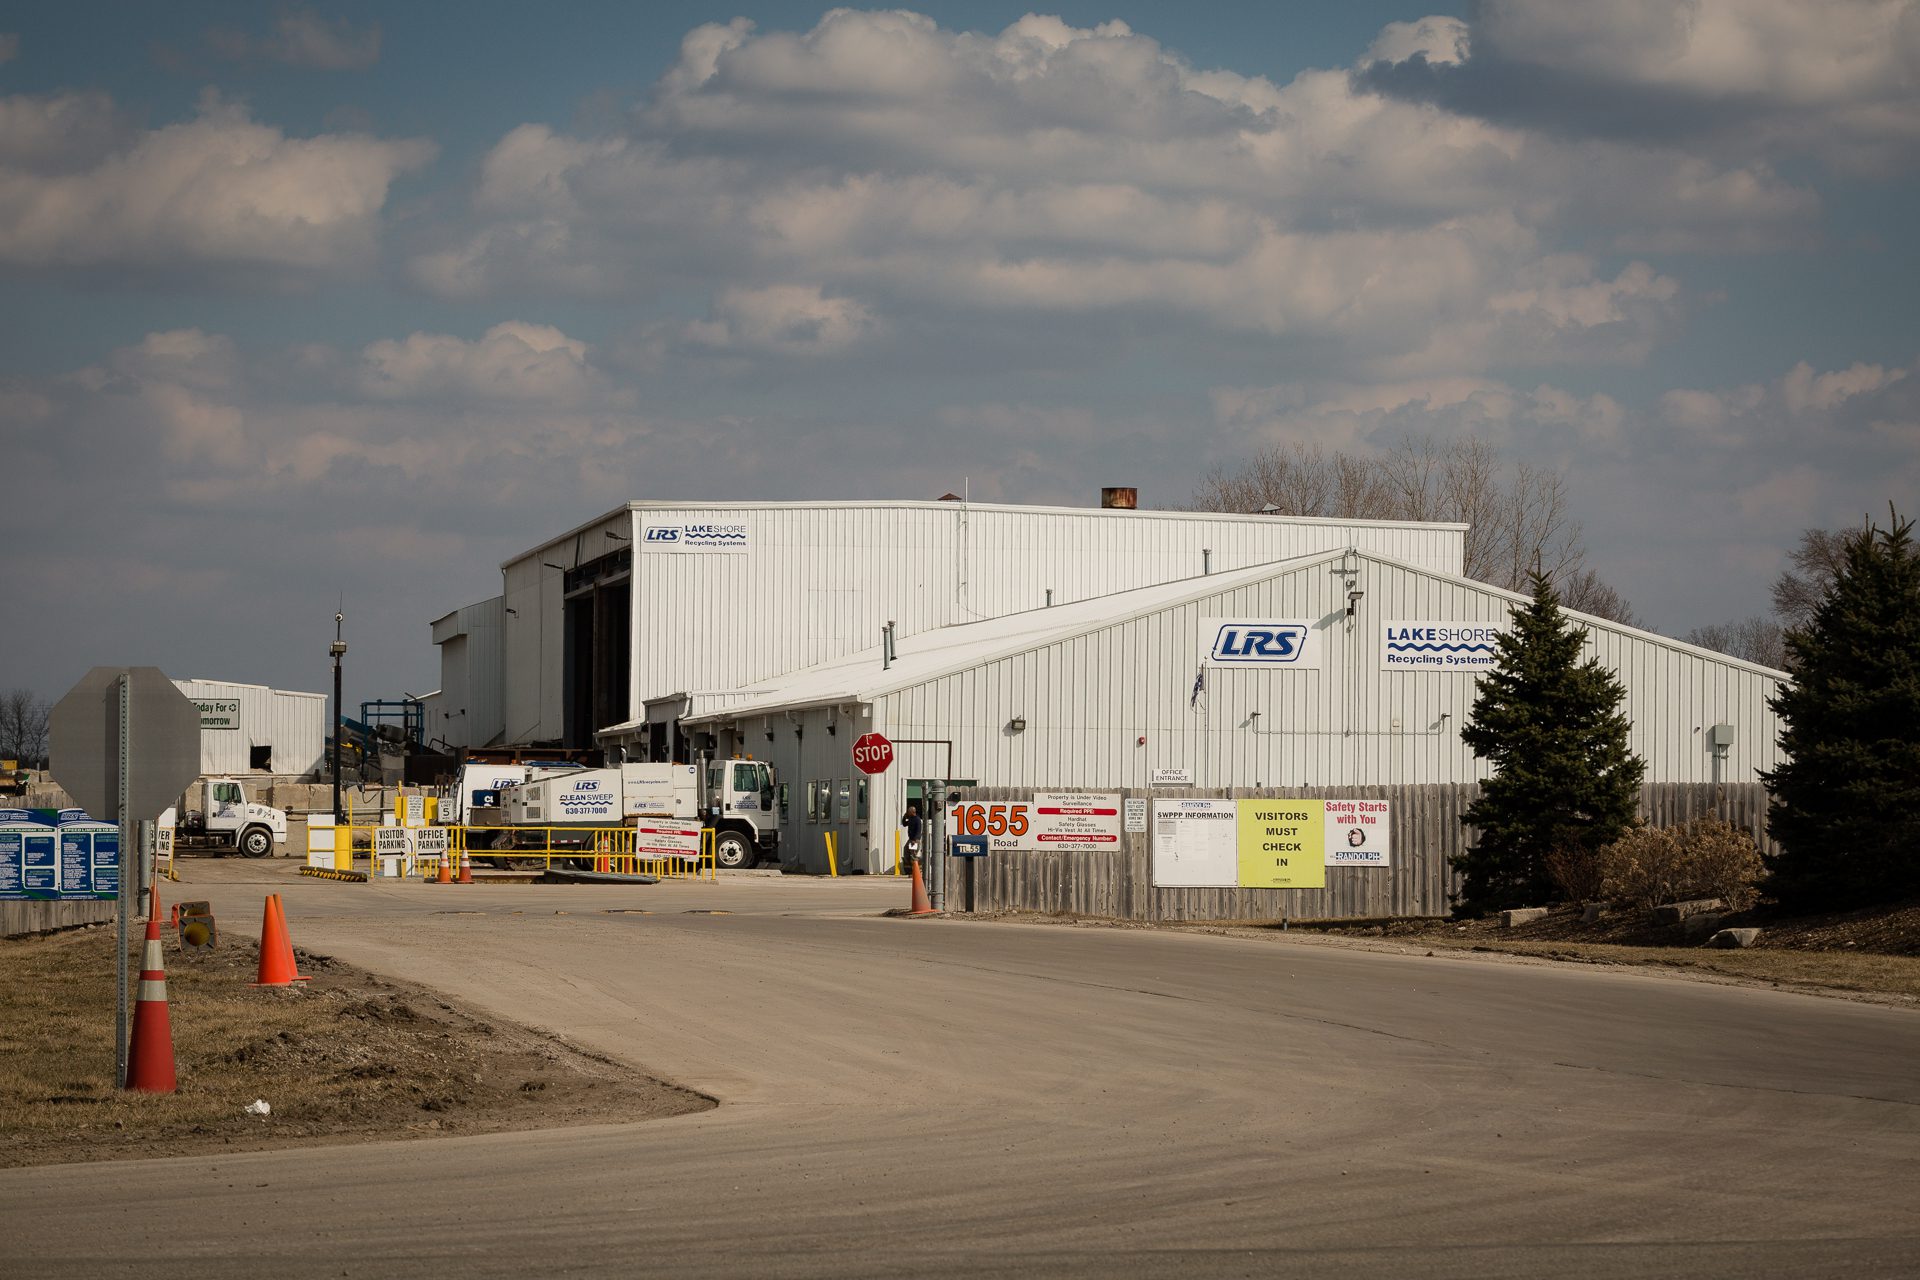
[556,779,619,820]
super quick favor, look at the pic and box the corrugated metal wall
[954,782,1774,921]
[173,680,327,777]
[855,552,1784,874]
[428,597,505,748]
[498,502,1467,742]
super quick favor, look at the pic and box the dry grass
[0,923,710,1167]
[1423,936,1920,1001]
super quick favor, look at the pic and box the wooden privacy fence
[952,783,1774,922]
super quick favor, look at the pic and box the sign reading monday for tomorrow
[640,522,750,553]
[194,698,243,729]
[1379,620,1507,671]
[1150,798,1392,888]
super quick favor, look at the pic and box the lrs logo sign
[1203,619,1319,668]
[643,527,681,542]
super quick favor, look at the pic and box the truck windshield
[732,764,759,792]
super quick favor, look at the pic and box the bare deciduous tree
[1684,616,1786,669]
[0,689,51,767]
[1770,526,1854,628]
[1191,436,1634,621]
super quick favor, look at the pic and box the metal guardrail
[304,821,716,881]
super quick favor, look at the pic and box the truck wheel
[239,826,274,858]
[714,831,756,869]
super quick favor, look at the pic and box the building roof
[681,545,1788,725]
[503,498,1469,569]
[683,552,1342,722]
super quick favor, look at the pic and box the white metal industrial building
[430,494,1785,876]
[171,679,327,778]
[681,547,1785,874]
[434,494,1469,754]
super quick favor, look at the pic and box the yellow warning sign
[1236,800,1326,888]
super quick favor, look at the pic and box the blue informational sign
[89,829,118,898]
[56,808,93,825]
[0,809,33,824]
[951,835,989,859]
[0,829,31,898]
[40,825,119,899]
[21,829,59,898]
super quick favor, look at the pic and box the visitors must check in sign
[1150,799,1392,887]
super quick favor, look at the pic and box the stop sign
[852,732,894,775]
[51,667,202,823]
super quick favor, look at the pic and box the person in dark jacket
[901,804,923,868]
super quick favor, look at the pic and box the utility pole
[330,612,347,823]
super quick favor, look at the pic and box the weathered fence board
[951,783,1773,922]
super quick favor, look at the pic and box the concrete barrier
[1653,898,1725,925]
[1500,907,1551,927]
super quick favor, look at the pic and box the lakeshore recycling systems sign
[1379,621,1508,671]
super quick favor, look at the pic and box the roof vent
[1100,487,1137,510]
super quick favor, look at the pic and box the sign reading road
[50,667,202,824]
[851,732,894,775]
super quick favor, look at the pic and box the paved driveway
[3,862,1916,1278]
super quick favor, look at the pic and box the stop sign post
[852,732,894,775]
[50,667,202,1089]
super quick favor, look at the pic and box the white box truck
[483,759,779,868]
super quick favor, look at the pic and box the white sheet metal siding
[816,555,1785,874]
[500,501,1465,744]
[172,680,327,777]
[428,597,505,749]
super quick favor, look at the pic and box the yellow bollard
[894,830,902,876]
[824,831,839,877]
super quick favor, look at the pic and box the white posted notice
[635,820,703,862]
[1030,792,1122,852]
[1150,799,1238,887]
[1325,799,1391,866]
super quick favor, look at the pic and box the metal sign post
[50,666,202,1091]
[116,674,131,1088]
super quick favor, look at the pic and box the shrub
[1544,843,1606,906]
[1598,817,1764,912]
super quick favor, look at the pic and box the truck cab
[704,758,778,869]
[182,776,288,857]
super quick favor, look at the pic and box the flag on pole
[1189,665,1206,708]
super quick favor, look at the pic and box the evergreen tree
[1762,510,1920,910]
[1455,573,1645,913]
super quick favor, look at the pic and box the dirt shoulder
[0,922,712,1168]
[976,899,1920,1007]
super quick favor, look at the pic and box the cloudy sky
[3,1,1916,710]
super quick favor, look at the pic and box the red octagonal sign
[852,732,894,775]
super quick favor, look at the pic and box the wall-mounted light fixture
[543,561,566,572]
[1007,715,1027,733]
[606,530,629,542]
[1346,587,1366,617]
[504,606,519,616]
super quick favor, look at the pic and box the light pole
[330,613,347,823]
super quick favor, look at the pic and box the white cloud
[416,11,1808,373]
[1363,16,1471,67]
[1366,0,1920,174]
[0,91,431,279]
[357,322,627,407]
[206,9,382,71]
[685,285,878,354]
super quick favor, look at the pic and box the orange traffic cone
[252,893,310,986]
[456,850,473,885]
[126,883,177,1092]
[908,859,936,916]
[436,853,452,884]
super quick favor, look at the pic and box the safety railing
[303,819,718,881]
[455,825,717,881]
